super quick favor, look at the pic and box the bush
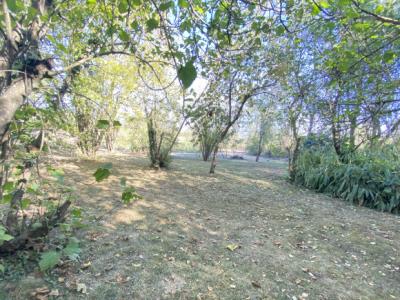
[294,145,400,214]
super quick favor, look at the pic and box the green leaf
[71,208,82,218]
[6,0,24,12]
[21,199,30,209]
[63,238,81,261]
[93,168,110,182]
[375,4,384,14]
[29,183,39,192]
[311,4,320,16]
[146,18,159,32]
[3,182,14,192]
[118,0,129,13]
[87,0,96,5]
[48,168,64,184]
[178,0,189,8]
[39,251,61,271]
[96,119,110,129]
[131,0,141,6]
[0,264,4,273]
[160,1,173,11]
[0,225,13,246]
[383,51,396,63]
[275,25,285,36]
[178,61,197,89]
[119,30,130,42]
[113,120,122,127]
[319,0,330,9]
[121,187,141,204]
[2,194,12,204]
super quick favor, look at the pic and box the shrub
[294,145,400,214]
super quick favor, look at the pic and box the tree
[0,0,202,252]
[68,58,130,156]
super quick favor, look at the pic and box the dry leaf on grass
[76,283,87,294]
[226,244,240,251]
[31,287,60,300]
[81,261,91,269]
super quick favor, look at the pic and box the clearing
[2,153,400,300]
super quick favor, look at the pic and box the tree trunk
[288,109,300,181]
[330,92,345,160]
[209,145,219,174]
[307,112,315,136]
[201,140,213,161]
[349,114,357,150]
[0,78,41,141]
[371,114,381,145]
[288,137,300,181]
[255,131,264,162]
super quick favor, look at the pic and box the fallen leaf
[251,281,261,288]
[49,289,60,296]
[31,287,50,300]
[76,283,87,294]
[35,287,50,294]
[299,292,309,299]
[81,261,91,269]
[302,268,310,273]
[226,244,239,251]
[308,272,317,280]
[116,274,130,283]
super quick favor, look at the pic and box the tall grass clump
[294,145,400,214]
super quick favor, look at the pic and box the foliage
[294,146,400,213]
[0,101,76,254]
[93,163,113,182]
[190,101,226,161]
[69,58,130,156]
[120,177,142,204]
[39,251,62,272]
[129,62,182,168]
[39,237,81,272]
[0,225,13,246]
[121,187,142,204]
[178,61,197,89]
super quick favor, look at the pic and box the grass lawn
[2,152,399,299]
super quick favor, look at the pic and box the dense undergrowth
[294,145,400,214]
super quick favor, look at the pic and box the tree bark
[0,77,42,140]
[208,94,251,173]
[255,130,264,162]
[288,111,300,181]
[209,145,219,174]
[307,112,315,136]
